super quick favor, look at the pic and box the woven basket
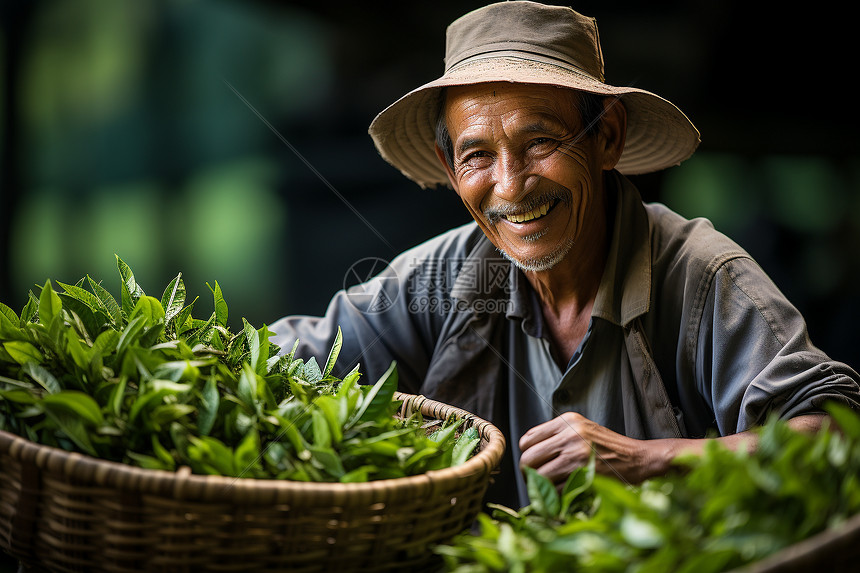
[0,392,505,573]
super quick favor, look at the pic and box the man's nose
[493,154,536,202]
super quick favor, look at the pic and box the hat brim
[369,55,701,189]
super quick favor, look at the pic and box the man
[271,1,860,506]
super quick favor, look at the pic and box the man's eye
[530,137,555,147]
[461,151,492,165]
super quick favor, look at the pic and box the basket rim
[0,391,506,506]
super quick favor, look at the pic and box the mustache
[482,187,572,224]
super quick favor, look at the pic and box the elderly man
[271,1,860,506]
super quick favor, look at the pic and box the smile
[504,199,557,224]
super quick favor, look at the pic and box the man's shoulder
[644,202,750,268]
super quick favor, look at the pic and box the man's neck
[525,189,609,313]
[524,185,611,366]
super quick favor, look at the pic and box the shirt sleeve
[267,224,481,394]
[696,257,860,434]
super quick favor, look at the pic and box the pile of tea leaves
[437,402,860,572]
[0,257,477,482]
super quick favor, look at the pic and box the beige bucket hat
[369,1,700,189]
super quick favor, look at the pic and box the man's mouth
[503,199,558,224]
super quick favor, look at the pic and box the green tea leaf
[314,394,343,444]
[187,434,235,476]
[128,387,175,426]
[55,294,103,343]
[308,445,345,478]
[173,297,197,335]
[160,273,186,324]
[452,426,480,466]
[197,375,219,436]
[312,409,332,449]
[126,451,171,470]
[340,465,376,483]
[524,466,561,519]
[20,292,38,324]
[560,454,596,515]
[323,326,342,378]
[429,418,464,448]
[827,401,860,441]
[21,362,61,394]
[87,276,122,327]
[42,408,99,456]
[405,447,443,471]
[41,391,104,426]
[234,429,261,477]
[3,341,44,365]
[57,281,108,321]
[151,403,196,427]
[350,361,398,426]
[116,255,145,318]
[108,376,128,417]
[0,302,20,337]
[243,319,262,373]
[65,329,91,371]
[620,512,664,549]
[0,389,38,404]
[92,329,120,360]
[209,281,228,328]
[130,295,166,328]
[38,280,62,327]
[279,416,311,461]
[151,434,176,470]
[237,364,260,412]
[116,315,147,357]
[303,357,322,384]
[0,301,18,325]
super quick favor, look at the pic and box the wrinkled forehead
[442,82,581,132]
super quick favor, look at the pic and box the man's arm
[519,412,827,486]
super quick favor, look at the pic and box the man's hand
[518,412,672,486]
[518,412,826,488]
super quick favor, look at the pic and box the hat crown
[445,1,605,82]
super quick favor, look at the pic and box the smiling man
[271,1,860,506]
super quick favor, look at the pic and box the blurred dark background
[0,0,857,368]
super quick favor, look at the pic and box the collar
[592,171,652,327]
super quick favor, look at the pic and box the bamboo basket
[0,392,506,573]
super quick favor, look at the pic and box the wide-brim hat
[369,1,701,189]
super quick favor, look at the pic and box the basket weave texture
[0,392,505,573]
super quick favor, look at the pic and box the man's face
[438,82,611,272]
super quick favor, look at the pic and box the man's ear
[434,143,460,193]
[598,97,627,171]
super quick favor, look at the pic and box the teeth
[506,202,551,223]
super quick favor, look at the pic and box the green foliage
[438,404,860,572]
[0,256,478,482]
